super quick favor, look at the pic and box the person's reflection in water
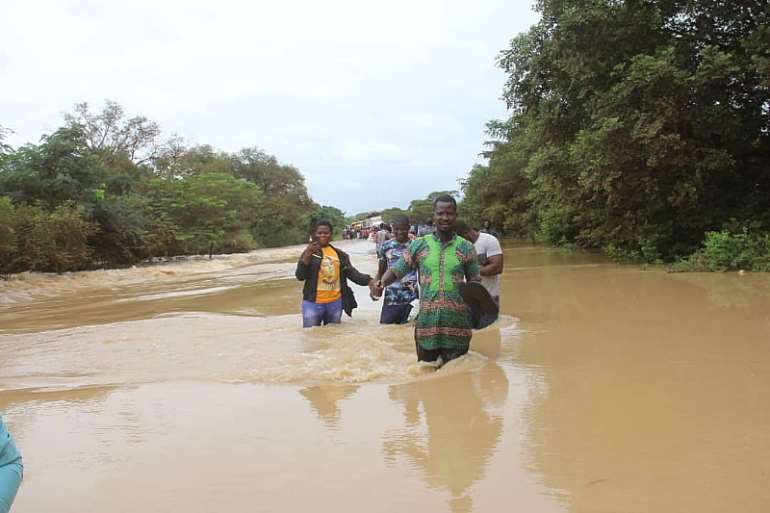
[299,385,359,428]
[383,364,509,513]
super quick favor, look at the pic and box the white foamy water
[0,311,518,390]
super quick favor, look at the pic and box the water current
[1,240,769,512]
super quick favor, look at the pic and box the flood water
[1,239,769,513]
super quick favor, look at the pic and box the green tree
[380,207,409,224]
[471,0,770,259]
[0,126,106,207]
[307,205,347,235]
[12,201,96,273]
[232,148,314,247]
[408,191,458,225]
[64,100,161,166]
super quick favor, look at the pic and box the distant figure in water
[375,224,391,253]
[0,415,22,513]
[456,219,503,329]
[295,220,377,328]
[373,195,481,366]
[374,215,418,325]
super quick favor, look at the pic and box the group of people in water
[0,195,503,513]
[295,194,504,367]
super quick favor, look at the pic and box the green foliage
[0,101,323,273]
[380,207,409,224]
[0,126,106,207]
[232,148,314,247]
[466,0,770,263]
[0,197,18,274]
[307,205,347,235]
[673,230,770,272]
[408,191,458,224]
[1,201,96,274]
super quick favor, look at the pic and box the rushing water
[1,240,769,513]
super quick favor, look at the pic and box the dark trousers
[415,339,469,365]
[380,303,413,324]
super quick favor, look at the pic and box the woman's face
[315,225,332,246]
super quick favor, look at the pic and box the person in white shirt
[456,220,503,328]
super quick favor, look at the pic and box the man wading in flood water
[372,195,481,366]
[295,220,378,328]
[374,215,418,325]
[455,219,503,329]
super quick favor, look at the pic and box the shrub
[13,202,96,273]
[672,230,770,272]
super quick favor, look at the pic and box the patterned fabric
[315,246,341,304]
[392,234,480,350]
[378,239,419,305]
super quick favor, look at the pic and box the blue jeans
[302,299,343,328]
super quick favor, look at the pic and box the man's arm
[374,259,387,282]
[480,254,503,277]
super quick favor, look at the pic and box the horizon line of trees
[0,101,344,275]
[461,0,770,264]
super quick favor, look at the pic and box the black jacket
[295,245,372,316]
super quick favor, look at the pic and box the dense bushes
[461,1,770,265]
[0,199,95,274]
[672,230,770,272]
[0,102,333,275]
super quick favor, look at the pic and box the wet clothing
[296,245,372,318]
[380,303,413,325]
[473,232,503,301]
[0,416,22,513]
[302,298,343,327]
[469,295,500,330]
[415,338,469,364]
[392,234,480,353]
[315,246,341,304]
[377,240,418,306]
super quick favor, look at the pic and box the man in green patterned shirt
[373,195,481,366]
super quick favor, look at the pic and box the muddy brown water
[1,240,769,513]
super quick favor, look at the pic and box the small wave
[0,312,513,388]
[0,245,306,306]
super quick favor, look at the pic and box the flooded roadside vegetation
[2,240,768,512]
[3,0,770,511]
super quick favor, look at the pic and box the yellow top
[315,246,341,304]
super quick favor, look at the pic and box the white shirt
[474,232,503,299]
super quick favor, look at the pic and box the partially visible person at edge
[373,195,480,366]
[296,220,377,328]
[373,215,418,325]
[416,220,434,237]
[375,224,391,253]
[0,415,22,513]
[456,219,504,329]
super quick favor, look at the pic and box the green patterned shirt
[392,233,480,350]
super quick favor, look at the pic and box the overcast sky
[1,0,539,215]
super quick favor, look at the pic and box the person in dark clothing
[295,220,377,327]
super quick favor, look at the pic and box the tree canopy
[462,0,770,261]
[0,101,327,274]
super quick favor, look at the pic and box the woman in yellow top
[295,220,377,327]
